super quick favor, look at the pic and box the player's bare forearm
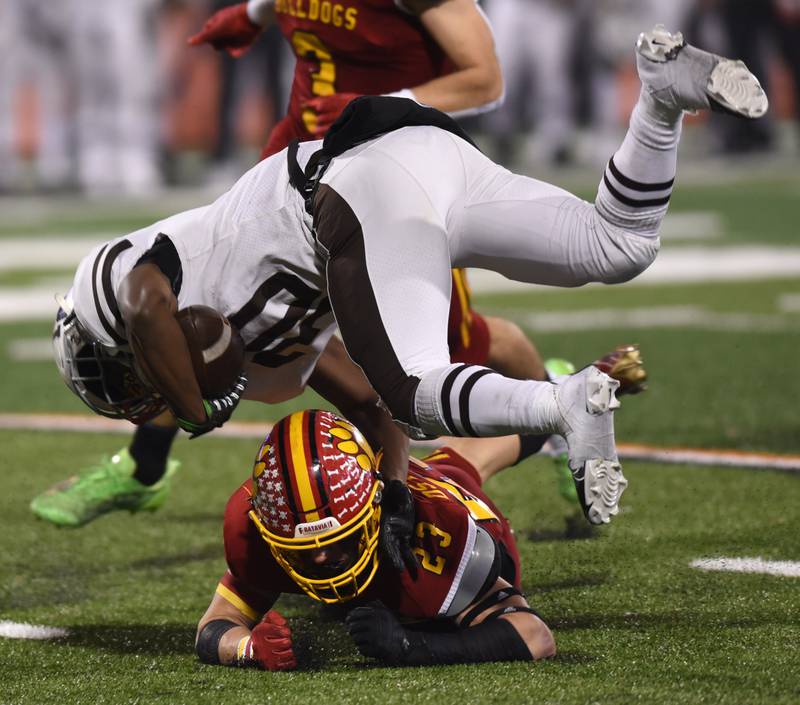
[414,0,503,114]
[309,337,410,484]
[351,400,409,484]
[118,265,206,423]
[196,592,258,666]
[197,591,295,669]
[411,67,502,114]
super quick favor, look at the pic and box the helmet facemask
[52,305,166,424]
[249,410,384,603]
[250,482,382,603]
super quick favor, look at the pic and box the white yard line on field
[467,246,800,293]
[690,557,800,578]
[0,620,69,640]
[658,212,723,241]
[0,235,114,271]
[508,306,799,333]
[1,413,799,472]
[777,293,800,312]
[3,242,800,322]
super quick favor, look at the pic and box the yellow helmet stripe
[289,411,321,523]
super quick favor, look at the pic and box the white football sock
[596,90,683,237]
[413,364,562,437]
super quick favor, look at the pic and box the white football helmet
[52,293,166,424]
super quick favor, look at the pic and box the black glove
[177,371,248,438]
[379,479,418,579]
[346,601,412,665]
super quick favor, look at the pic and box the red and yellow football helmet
[249,410,383,604]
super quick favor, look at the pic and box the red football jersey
[264,0,450,154]
[218,447,520,621]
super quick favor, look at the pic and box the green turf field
[1,174,799,704]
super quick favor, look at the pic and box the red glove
[187,3,262,58]
[249,610,296,671]
[301,93,362,138]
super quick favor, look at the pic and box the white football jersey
[70,141,336,403]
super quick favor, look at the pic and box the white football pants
[317,125,663,436]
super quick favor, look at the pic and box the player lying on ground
[39,27,767,538]
[196,409,557,668]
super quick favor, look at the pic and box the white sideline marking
[0,236,112,271]
[690,557,800,578]
[467,246,800,293]
[509,306,799,333]
[1,413,799,472]
[8,338,54,361]
[777,293,800,312]
[659,212,723,241]
[5,245,800,322]
[0,620,68,640]
[7,304,800,337]
[618,442,800,472]
[0,413,275,440]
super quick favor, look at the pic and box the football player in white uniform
[35,27,766,543]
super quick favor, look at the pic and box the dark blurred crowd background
[1,0,797,197]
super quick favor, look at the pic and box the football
[175,305,245,398]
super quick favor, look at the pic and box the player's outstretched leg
[596,25,769,242]
[552,367,627,525]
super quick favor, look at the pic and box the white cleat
[636,24,768,119]
[555,366,627,525]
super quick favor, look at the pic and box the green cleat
[553,451,578,504]
[544,357,576,380]
[544,358,580,505]
[30,449,180,528]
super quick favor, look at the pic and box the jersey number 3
[292,31,335,133]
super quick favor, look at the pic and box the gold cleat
[592,344,648,396]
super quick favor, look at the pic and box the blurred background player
[0,0,162,196]
[195,410,560,669]
[188,0,505,154]
[30,0,612,527]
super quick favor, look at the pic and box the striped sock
[413,363,561,438]
[596,90,683,237]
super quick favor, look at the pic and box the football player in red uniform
[196,409,554,668]
[189,0,504,154]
